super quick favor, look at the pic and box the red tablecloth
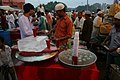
[15,58,99,80]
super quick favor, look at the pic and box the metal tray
[15,52,57,62]
[58,49,97,67]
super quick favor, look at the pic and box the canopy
[0,6,20,11]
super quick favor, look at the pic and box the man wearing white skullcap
[97,11,104,15]
[55,3,65,11]
[81,11,93,49]
[48,3,73,48]
[91,10,104,39]
[102,12,120,65]
[85,11,91,15]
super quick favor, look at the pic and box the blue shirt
[109,26,120,49]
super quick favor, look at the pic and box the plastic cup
[72,56,78,65]
[56,39,60,48]
[46,39,50,49]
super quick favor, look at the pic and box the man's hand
[117,48,120,54]
[46,31,51,36]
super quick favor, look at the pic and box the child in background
[0,36,17,80]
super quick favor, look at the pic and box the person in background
[66,10,72,21]
[37,11,41,18]
[18,3,35,39]
[7,11,16,30]
[96,9,101,14]
[48,3,73,48]
[91,11,104,39]
[0,36,17,80]
[106,6,110,16]
[45,10,53,31]
[37,4,45,14]
[18,11,23,18]
[14,11,19,27]
[91,12,95,21]
[38,12,48,31]
[102,12,120,65]
[102,12,120,79]
[74,11,85,33]
[0,10,8,31]
[81,11,93,49]
[51,12,57,27]
[72,10,77,22]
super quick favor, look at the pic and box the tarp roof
[0,6,21,11]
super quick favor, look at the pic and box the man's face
[40,4,42,7]
[56,10,63,18]
[98,13,104,17]
[78,13,82,19]
[29,9,35,16]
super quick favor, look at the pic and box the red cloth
[15,58,99,80]
[12,46,58,56]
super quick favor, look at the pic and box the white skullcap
[5,11,8,13]
[114,12,120,19]
[85,11,91,15]
[92,12,95,14]
[97,11,104,14]
[55,3,65,11]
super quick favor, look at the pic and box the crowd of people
[0,2,120,80]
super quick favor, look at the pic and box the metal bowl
[15,52,57,62]
[58,49,97,67]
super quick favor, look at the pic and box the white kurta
[18,15,33,39]
[93,16,102,28]
[91,16,103,38]
[74,17,85,32]
[37,6,45,13]
[7,14,16,29]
